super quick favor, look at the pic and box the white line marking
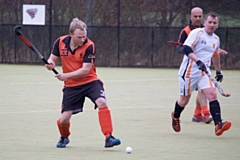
[0,105,173,115]
[0,104,238,115]
[1,76,239,85]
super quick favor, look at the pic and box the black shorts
[61,80,106,114]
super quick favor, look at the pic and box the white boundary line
[0,106,162,114]
[0,104,238,115]
[1,76,239,86]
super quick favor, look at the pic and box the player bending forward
[45,18,121,148]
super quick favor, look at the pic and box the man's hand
[218,48,228,55]
[215,71,223,82]
[45,62,55,70]
[196,60,206,71]
[55,73,68,81]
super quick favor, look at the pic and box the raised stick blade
[168,41,183,47]
[205,70,230,98]
[14,25,23,34]
[14,25,23,31]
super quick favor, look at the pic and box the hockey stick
[205,70,230,97]
[14,25,58,74]
[168,41,183,47]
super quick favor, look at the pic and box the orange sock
[98,106,113,138]
[194,106,202,116]
[57,119,70,138]
[201,106,210,115]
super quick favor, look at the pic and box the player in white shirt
[171,12,231,136]
[178,27,219,79]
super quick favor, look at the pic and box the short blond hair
[69,18,87,34]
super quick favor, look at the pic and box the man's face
[190,12,203,27]
[70,28,87,46]
[204,16,219,35]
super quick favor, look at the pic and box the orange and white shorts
[178,74,214,96]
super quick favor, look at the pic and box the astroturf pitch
[0,64,239,160]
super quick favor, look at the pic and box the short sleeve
[83,44,95,63]
[51,38,60,57]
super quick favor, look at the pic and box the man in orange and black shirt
[45,18,121,148]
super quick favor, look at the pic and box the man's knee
[60,111,72,124]
[96,97,107,108]
[203,89,217,101]
[178,96,190,107]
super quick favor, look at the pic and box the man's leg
[203,88,231,136]
[98,106,113,138]
[192,91,212,123]
[192,93,203,122]
[96,98,121,148]
[171,95,191,132]
[56,111,72,148]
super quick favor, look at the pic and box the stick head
[14,25,23,33]
[222,93,231,97]
[168,41,183,47]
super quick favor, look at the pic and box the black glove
[215,71,223,82]
[196,60,206,71]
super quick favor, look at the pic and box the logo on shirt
[100,90,105,97]
[60,48,68,56]
[201,40,206,45]
[212,44,216,49]
[88,54,96,59]
[79,52,83,58]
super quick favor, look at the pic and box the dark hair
[205,12,220,20]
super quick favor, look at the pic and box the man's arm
[45,38,60,70]
[218,48,228,55]
[55,44,95,81]
[212,53,223,82]
[177,30,188,54]
[187,52,199,62]
[183,45,199,62]
[64,63,92,79]
[45,54,59,70]
[212,53,221,71]
[183,45,206,71]
[177,46,184,54]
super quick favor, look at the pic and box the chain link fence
[1,0,240,69]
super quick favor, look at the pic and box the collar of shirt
[62,36,88,54]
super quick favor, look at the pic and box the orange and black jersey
[178,23,204,44]
[51,35,99,87]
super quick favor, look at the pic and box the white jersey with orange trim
[178,28,220,78]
